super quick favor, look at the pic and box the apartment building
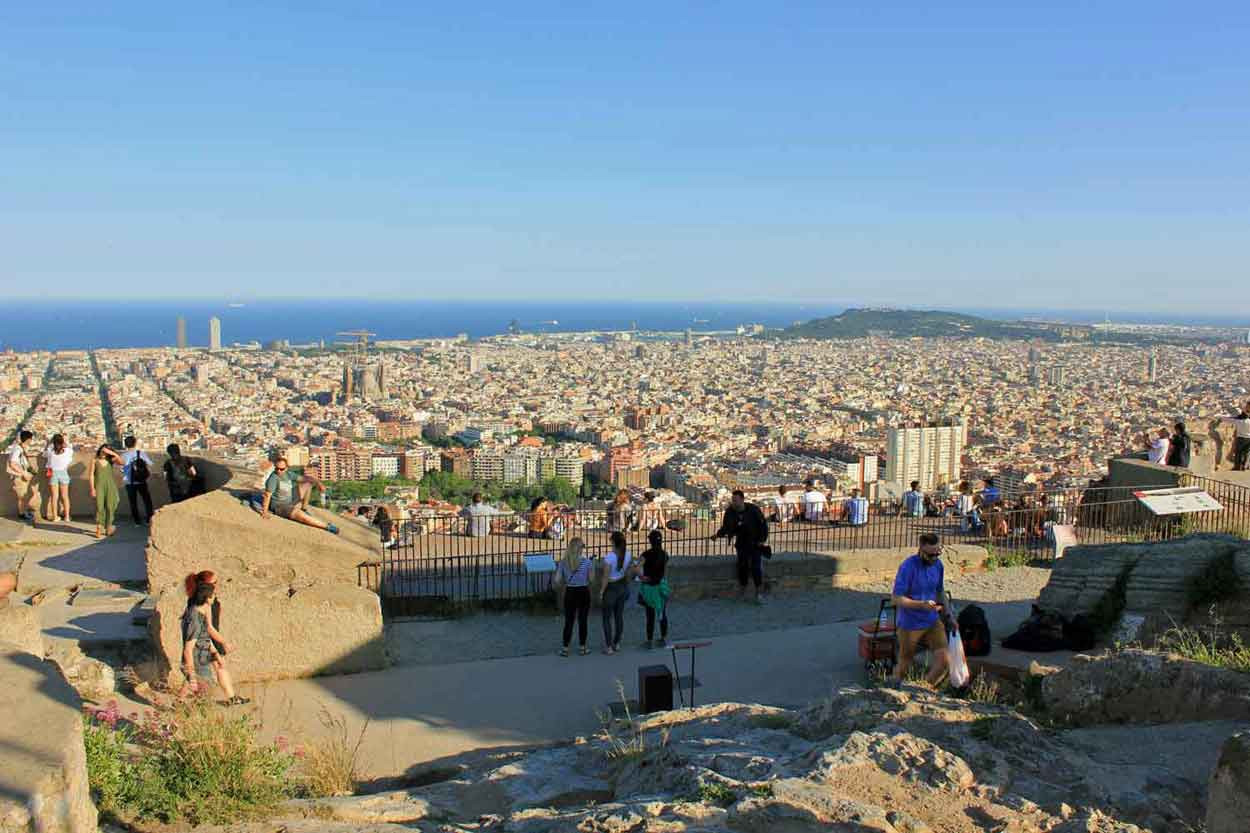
[884,421,966,491]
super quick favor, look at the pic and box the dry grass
[295,706,371,798]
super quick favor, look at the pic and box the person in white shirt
[43,433,75,523]
[1145,428,1170,466]
[801,479,828,522]
[120,436,155,525]
[5,430,40,526]
[1222,409,1250,471]
[598,531,636,654]
[772,484,799,524]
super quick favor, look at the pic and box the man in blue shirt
[980,478,1001,509]
[891,532,947,685]
[900,481,924,518]
[843,488,869,526]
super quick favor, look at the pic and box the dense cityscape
[3,315,1248,513]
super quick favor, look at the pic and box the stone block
[0,599,44,656]
[0,643,97,833]
[1207,731,1250,833]
[146,490,386,684]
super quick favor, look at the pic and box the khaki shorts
[10,474,40,508]
[897,621,948,657]
[270,501,299,519]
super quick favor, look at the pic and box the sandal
[559,647,569,657]
[579,646,590,656]
[225,695,251,706]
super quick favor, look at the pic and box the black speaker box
[638,664,673,713]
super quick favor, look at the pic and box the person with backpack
[711,489,770,605]
[891,532,948,686]
[5,430,41,527]
[121,436,154,525]
[638,528,672,649]
[163,443,198,504]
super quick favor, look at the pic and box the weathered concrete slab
[17,523,149,593]
[71,587,147,609]
[38,598,148,649]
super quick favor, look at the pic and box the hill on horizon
[778,307,1065,341]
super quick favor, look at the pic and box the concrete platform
[16,522,149,593]
[37,595,149,650]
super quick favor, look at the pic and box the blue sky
[2,2,1248,312]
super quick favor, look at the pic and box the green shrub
[83,698,296,826]
[697,780,738,806]
[1158,620,1250,674]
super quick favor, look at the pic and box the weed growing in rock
[1157,612,1250,674]
[696,780,738,806]
[748,712,795,731]
[964,673,1003,705]
[749,782,774,798]
[596,680,669,765]
[82,697,296,825]
[295,706,370,797]
[969,716,998,741]
[982,546,1033,570]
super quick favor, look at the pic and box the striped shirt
[902,490,924,517]
[844,497,869,526]
[556,556,595,588]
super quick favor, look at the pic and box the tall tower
[1146,352,1158,383]
[209,317,222,351]
[1047,365,1066,386]
[176,316,187,349]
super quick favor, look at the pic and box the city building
[884,421,966,492]
[1146,352,1158,383]
[1047,365,1066,386]
[209,317,222,351]
[176,316,187,349]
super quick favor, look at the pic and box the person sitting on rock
[180,570,249,706]
[891,532,948,686]
[259,455,339,535]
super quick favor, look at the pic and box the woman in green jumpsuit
[90,445,123,538]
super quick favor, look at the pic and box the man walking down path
[891,532,948,686]
[712,489,770,605]
[5,430,41,526]
[1223,409,1250,471]
[121,436,155,525]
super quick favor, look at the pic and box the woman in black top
[1167,422,1192,468]
[637,529,672,649]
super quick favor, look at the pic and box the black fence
[369,479,1250,617]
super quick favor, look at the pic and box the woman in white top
[44,433,75,523]
[553,537,595,656]
[599,530,637,655]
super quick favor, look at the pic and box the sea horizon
[0,298,1245,352]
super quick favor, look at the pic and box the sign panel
[523,553,558,574]
[1133,486,1222,516]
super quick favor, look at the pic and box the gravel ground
[386,565,1052,666]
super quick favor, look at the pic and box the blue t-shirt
[903,490,924,517]
[845,497,869,525]
[893,554,945,631]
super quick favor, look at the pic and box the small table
[670,641,712,709]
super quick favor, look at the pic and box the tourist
[772,484,799,524]
[89,444,124,539]
[43,433,74,523]
[1145,428,1171,465]
[1221,409,1250,471]
[460,492,500,537]
[901,481,924,518]
[956,481,983,533]
[711,489,770,604]
[607,489,633,533]
[638,491,667,532]
[891,532,948,686]
[181,570,248,705]
[163,443,198,504]
[599,530,635,655]
[844,488,869,526]
[259,456,339,535]
[528,497,552,539]
[979,478,1001,509]
[801,479,827,522]
[120,436,154,525]
[5,430,41,527]
[373,504,397,549]
[553,537,594,656]
[638,528,671,649]
[1166,422,1192,468]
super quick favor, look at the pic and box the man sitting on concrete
[844,488,870,526]
[892,532,948,686]
[258,456,339,535]
[460,492,501,537]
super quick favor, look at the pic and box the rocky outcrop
[0,597,44,656]
[1207,731,1250,833]
[146,490,386,685]
[1042,649,1250,726]
[46,642,117,703]
[0,643,97,833]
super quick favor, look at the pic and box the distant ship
[228,303,245,308]
[693,318,710,324]
[543,320,559,325]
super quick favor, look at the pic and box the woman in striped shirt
[555,537,595,656]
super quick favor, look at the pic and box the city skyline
[3,4,1249,309]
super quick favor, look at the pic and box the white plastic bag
[947,626,971,689]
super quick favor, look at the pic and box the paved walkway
[245,594,1065,781]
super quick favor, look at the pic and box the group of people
[1143,422,1194,468]
[769,481,870,526]
[552,529,672,656]
[5,430,200,537]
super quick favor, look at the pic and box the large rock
[1207,731,1250,833]
[146,490,386,684]
[0,643,97,833]
[0,598,44,657]
[1042,649,1250,726]
[46,643,116,703]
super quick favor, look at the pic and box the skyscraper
[176,316,187,349]
[209,317,222,351]
[884,420,966,491]
[1047,365,1066,386]
[1146,352,1158,383]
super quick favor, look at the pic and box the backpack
[957,605,992,656]
[130,451,150,484]
[167,458,192,493]
[1063,614,1097,651]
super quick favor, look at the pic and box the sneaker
[754,595,766,606]
[559,647,569,657]
[613,643,622,654]
[579,646,589,656]
[643,639,653,650]
[603,646,615,656]
[326,523,340,535]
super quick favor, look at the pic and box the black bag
[1063,614,1097,651]
[1002,605,1067,652]
[166,458,192,496]
[760,544,773,560]
[957,604,992,656]
[666,518,687,532]
[131,452,150,484]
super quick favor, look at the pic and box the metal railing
[371,480,1250,616]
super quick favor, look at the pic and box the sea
[0,299,1243,352]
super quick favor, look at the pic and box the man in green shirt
[261,456,338,535]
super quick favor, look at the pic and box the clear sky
[2,2,1248,313]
